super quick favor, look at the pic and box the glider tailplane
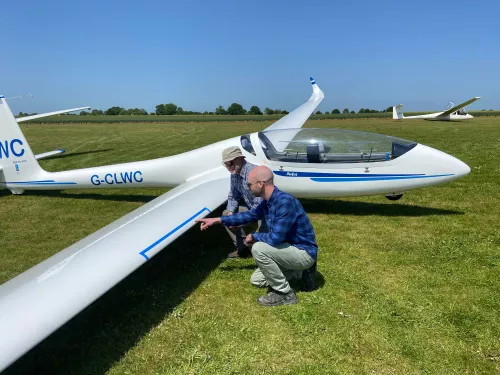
[0,96,43,185]
[393,104,404,120]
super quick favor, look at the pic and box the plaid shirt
[226,161,262,212]
[221,187,318,260]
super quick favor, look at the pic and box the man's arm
[222,201,264,227]
[226,176,241,212]
[197,202,264,232]
[253,198,295,246]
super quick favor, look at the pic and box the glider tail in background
[393,104,404,120]
[0,96,43,183]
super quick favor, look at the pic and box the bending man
[221,146,263,258]
[197,166,318,307]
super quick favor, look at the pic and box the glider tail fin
[393,104,404,120]
[0,96,43,185]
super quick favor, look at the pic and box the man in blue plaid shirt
[197,166,318,306]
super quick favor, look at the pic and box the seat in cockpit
[306,143,325,163]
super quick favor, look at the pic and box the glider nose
[450,155,471,178]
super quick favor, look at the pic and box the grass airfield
[1,117,499,375]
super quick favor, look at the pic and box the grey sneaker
[257,289,298,307]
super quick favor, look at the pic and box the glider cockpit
[241,128,417,165]
[453,108,468,116]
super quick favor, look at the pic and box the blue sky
[2,0,499,114]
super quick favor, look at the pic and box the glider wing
[263,77,324,132]
[0,169,229,371]
[263,77,324,152]
[438,97,480,117]
[16,107,91,122]
[35,149,66,160]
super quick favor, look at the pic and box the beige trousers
[250,241,315,294]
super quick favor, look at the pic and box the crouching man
[196,166,318,306]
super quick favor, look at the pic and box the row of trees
[315,106,394,115]
[91,104,396,116]
[17,105,399,118]
[75,103,292,116]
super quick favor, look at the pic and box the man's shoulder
[244,161,258,171]
[274,188,298,205]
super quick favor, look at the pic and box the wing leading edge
[0,170,229,372]
[16,106,91,122]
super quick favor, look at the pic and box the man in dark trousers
[221,146,262,258]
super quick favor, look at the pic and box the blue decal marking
[274,170,425,178]
[310,174,454,182]
[139,207,211,260]
[0,95,4,98]
[3,180,77,185]
[0,139,24,159]
[90,170,143,186]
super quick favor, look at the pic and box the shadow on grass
[5,218,230,375]
[41,149,113,160]
[300,198,463,217]
[0,189,12,197]
[20,190,160,203]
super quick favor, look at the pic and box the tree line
[76,103,292,116]
[75,104,397,116]
[16,105,399,117]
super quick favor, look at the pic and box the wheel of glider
[386,194,403,201]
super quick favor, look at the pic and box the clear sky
[2,0,499,114]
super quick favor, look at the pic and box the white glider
[0,79,471,371]
[393,97,480,121]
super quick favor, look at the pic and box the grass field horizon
[1,118,499,374]
[21,110,500,124]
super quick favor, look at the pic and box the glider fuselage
[2,128,470,198]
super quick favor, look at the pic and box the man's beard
[252,187,264,198]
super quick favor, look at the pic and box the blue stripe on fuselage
[273,170,454,182]
[273,171,425,178]
[310,174,453,182]
[3,180,77,185]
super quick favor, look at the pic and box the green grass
[22,111,500,124]
[1,118,499,375]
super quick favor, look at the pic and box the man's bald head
[249,166,274,185]
[247,166,275,199]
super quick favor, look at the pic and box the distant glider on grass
[393,97,480,121]
[0,79,471,371]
